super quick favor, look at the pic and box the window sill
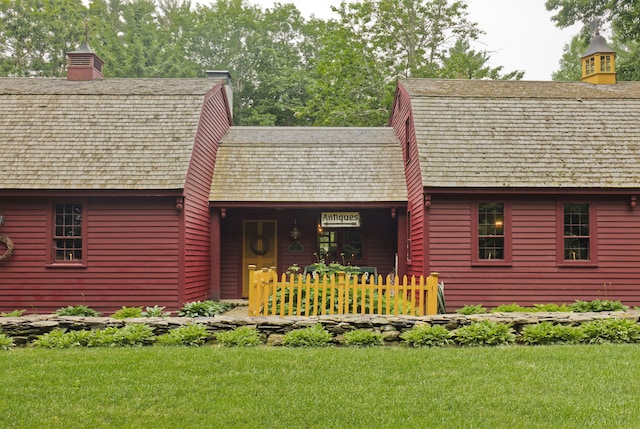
[557,263,598,268]
[471,261,512,267]
[46,262,87,269]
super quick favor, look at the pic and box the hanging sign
[321,212,361,228]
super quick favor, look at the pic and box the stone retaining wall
[2,311,639,346]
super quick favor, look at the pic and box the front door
[242,220,277,297]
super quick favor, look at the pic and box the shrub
[111,306,143,319]
[519,322,584,345]
[492,303,528,313]
[156,324,210,346]
[283,324,333,348]
[454,321,515,347]
[216,327,262,347]
[343,329,384,347]
[0,309,25,317]
[0,332,15,350]
[56,305,100,317]
[579,318,640,344]
[530,303,571,312]
[456,304,487,315]
[142,305,170,318]
[570,299,628,313]
[400,324,453,347]
[178,301,233,317]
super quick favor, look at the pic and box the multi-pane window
[564,203,589,260]
[406,209,412,261]
[585,57,595,75]
[54,203,83,262]
[478,203,504,260]
[318,228,362,263]
[599,55,612,72]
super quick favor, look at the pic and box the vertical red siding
[0,196,181,314]
[389,83,425,278]
[428,196,640,310]
[182,83,232,304]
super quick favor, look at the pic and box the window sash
[53,203,84,263]
[472,201,511,264]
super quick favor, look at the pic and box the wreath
[0,235,14,262]
[250,235,269,256]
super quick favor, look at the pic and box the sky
[247,0,583,81]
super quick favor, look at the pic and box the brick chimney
[66,42,104,81]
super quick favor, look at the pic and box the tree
[551,34,586,81]
[439,39,524,80]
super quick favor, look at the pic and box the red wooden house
[0,46,232,313]
[389,37,640,309]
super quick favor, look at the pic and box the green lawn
[1,345,639,428]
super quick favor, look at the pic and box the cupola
[66,41,104,81]
[580,31,616,84]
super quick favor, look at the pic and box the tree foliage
[0,0,522,126]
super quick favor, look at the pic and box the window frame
[46,201,87,268]
[471,201,512,266]
[556,202,598,267]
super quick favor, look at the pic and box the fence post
[248,265,258,315]
[426,272,440,315]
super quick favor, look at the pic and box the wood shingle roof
[0,78,219,190]
[401,78,640,189]
[210,127,407,203]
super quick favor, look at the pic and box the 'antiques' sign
[321,212,361,228]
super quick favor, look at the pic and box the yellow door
[242,220,277,297]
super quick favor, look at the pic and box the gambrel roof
[400,78,640,189]
[210,127,407,203]
[0,78,221,190]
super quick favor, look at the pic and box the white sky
[246,0,583,81]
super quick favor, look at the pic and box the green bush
[400,324,453,347]
[33,325,155,348]
[56,305,100,317]
[570,299,628,312]
[216,327,262,347]
[32,329,82,349]
[519,322,584,345]
[456,304,487,315]
[343,329,384,347]
[283,324,333,348]
[0,309,25,317]
[156,324,210,346]
[579,318,640,344]
[0,332,15,350]
[110,306,143,319]
[492,303,528,313]
[178,301,233,317]
[454,321,515,347]
[530,303,571,312]
[142,305,170,318]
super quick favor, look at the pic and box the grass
[1,346,640,428]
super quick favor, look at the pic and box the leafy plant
[454,321,515,347]
[111,306,143,319]
[32,329,80,349]
[530,303,571,312]
[0,309,25,317]
[142,305,170,318]
[456,304,487,315]
[178,301,233,317]
[343,329,384,347]
[519,322,584,345]
[0,332,15,350]
[156,324,210,347]
[283,324,333,348]
[492,303,528,313]
[570,299,628,313]
[216,327,262,347]
[87,324,155,347]
[55,305,100,317]
[400,324,453,348]
[579,318,640,344]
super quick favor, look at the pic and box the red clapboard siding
[182,83,232,304]
[389,83,425,278]
[0,196,181,314]
[427,197,640,310]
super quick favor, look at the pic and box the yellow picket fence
[248,265,439,317]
